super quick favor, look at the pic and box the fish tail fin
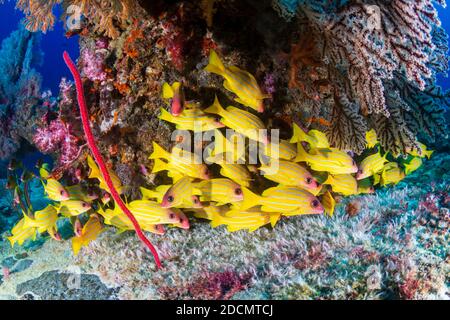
[204,95,225,116]
[162,82,174,99]
[426,150,433,159]
[373,173,380,186]
[290,123,306,143]
[241,187,262,210]
[72,237,83,256]
[294,142,308,162]
[270,213,281,228]
[210,212,224,228]
[87,155,101,179]
[151,158,168,174]
[323,174,333,186]
[7,235,16,247]
[204,50,225,76]
[158,108,174,123]
[149,142,169,160]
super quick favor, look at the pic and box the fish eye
[60,190,65,195]
[167,195,174,203]
[311,200,319,208]
[193,197,199,204]
[82,203,86,207]
[204,168,209,175]
[235,188,242,195]
[306,177,313,184]
[169,213,176,219]
[179,217,183,223]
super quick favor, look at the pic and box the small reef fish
[210,208,280,232]
[204,50,269,113]
[321,191,336,217]
[365,129,378,148]
[323,174,358,196]
[290,123,330,149]
[259,160,321,195]
[215,162,252,188]
[66,185,98,202]
[159,107,225,131]
[205,96,268,144]
[262,139,297,161]
[356,150,388,180]
[72,214,105,256]
[162,81,185,116]
[43,178,70,201]
[161,176,203,208]
[23,205,58,234]
[357,178,375,194]
[140,185,171,202]
[186,205,230,220]
[150,142,210,180]
[379,162,405,186]
[404,156,423,175]
[123,200,182,225]
[241,186,324,214]
[87,155,124,194]
[295,143,358,175]
[57,200,92,216]
[193,178,244,205]
[8,217,37,247]
[406,142,433,159]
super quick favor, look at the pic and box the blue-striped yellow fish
[124,200,182,225]
[162,81,185,116]
[356,150,388,180]
[140,185,171,202]
[44,178,70,201]
[365,129,378,148]
[159,107,225,131]
[259,160,321,195]
[241,186,324,214]
[404,157,422,175]
[321,190,335,217]
[87,155,124,194]
[323,174,358,196]
[290,123,330,149]
[149,142,210,180]
[7,217,37,247]
[72,214,104,256]
[23,205,58,234]
[204,96,268,144]
[380,162,405,186]
[161,176,203,208]
[357,178,375,194]
[194,178,243,205]
[210,208,280,232]
[295,143,358,175]
[406,142,433,159]
[66,185,98,202]
[204,50,269,112]
[57,200,92,216]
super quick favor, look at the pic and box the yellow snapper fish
[241,186,324,214]
[357,178,375,194]
[406,142,433,159]
[356,150,388,180]
[162,81,185,116]
[186,205,230,220]
[161,176,203,208]
[261,139,297,161]
[140,185,171,202]
[365,129,379,148]
[151,158,185,182]
[208,129,246,163]
[204,96,268,144]
[98,207,165,235]
[259,160,322,195]
[210,208,280,232]
[66,185,98,202]
[404,156,423,175]
[321,191,336,217]
[57,200,92,217]
[323,174,358,196]
[23,205,58,234]
[87,155,124,194]
[290,123,330,149]
[159,107,225,131]
[295,143,358,175]
[149,142,210,180]
[72,214,105,256]
[124,200,182,225]
[380,162,405,186]
[204,50,269,113]
[43,178,70,201]
[193,178,244,205]
[7,217,37,247]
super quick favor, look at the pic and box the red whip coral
[63,51,162,269]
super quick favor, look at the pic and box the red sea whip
[63,51,162,269]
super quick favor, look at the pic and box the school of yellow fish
[7,50,433,256]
